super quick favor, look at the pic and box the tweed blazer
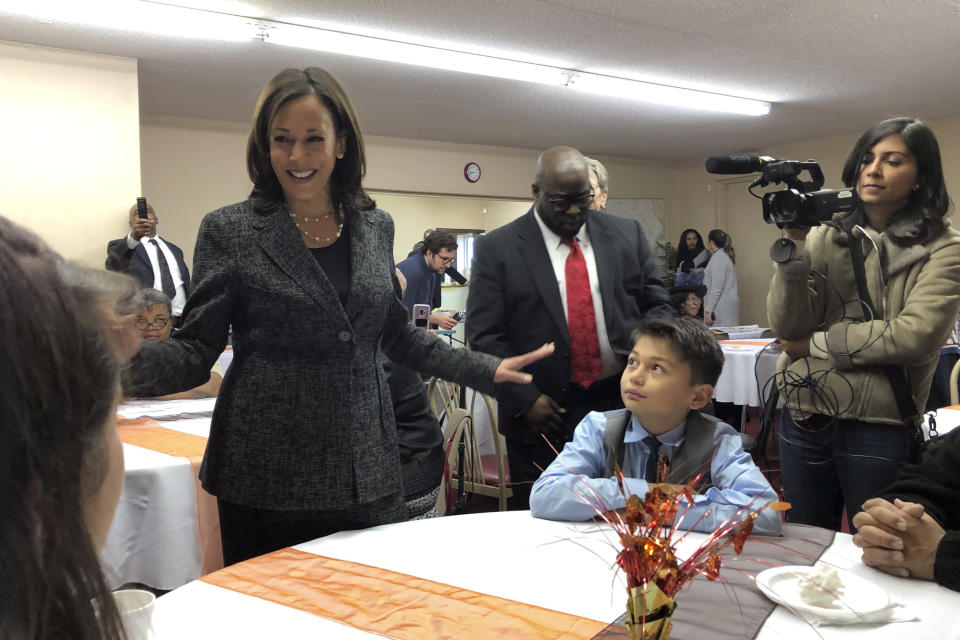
[127,199,499,510]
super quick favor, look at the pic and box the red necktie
[562,237,601,388]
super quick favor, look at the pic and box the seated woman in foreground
[530,317,781,536]
[0,216,130,639]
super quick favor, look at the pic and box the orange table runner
[201,548,608,640]
[117,416,223,574]
[718,340,776,346]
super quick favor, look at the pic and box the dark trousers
[217,491,407,566]
[506,374,624,510]
[778,406,921,532]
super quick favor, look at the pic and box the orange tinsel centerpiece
[597,467,789,640]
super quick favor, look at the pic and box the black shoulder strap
[847,233,918,424]
[668,412,716,488]
[602,409,632,477]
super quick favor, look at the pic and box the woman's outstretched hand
[493,343,555,384]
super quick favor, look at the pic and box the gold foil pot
[625,583,676,640]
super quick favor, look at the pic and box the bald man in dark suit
[467,146,674,508]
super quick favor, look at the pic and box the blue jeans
[778,406,921,532]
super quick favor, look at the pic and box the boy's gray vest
[602,409,724,488]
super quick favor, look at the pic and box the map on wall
[605,198,665,246]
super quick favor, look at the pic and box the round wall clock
[464,162,481,183]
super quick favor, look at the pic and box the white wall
[139,117,678,267]
[0,42,140,266]
[669,114,960,326]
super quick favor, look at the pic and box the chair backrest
[950,357,960,406]
[426,376,460,423]
[469,390,512,509]
[436,407,478,516]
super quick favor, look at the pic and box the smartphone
[413,304,430,328]
[136,197,149,219]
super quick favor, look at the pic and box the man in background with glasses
[396,229,460,330]
[467,146,673,509]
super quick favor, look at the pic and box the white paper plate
[756,565,891,623]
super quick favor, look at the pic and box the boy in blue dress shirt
[530,317,781,536]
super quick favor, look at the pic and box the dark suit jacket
[126,199,499,511]
[105,235,191,296]
[466,208,673,441]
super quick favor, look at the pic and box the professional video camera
[704,154,858,228]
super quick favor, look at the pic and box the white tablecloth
[151,510,960,639]
[103,398,215,590]
[714,338,781,407]
[714,324,768,340]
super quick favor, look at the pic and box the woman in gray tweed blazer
[126,67,550,565]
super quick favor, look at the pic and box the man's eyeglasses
[136,318,170,330]
[544,189,594,214]
[437,255,454,265]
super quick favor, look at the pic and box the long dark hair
[675,228,706,272]
[247,67,375,213]
[708,228,735,264]
[841,117,949,245]
[0,218,126,640]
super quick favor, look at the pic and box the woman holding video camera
[768,117,960,532]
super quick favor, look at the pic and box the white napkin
[797,601,919,627]
[117,397,216,421]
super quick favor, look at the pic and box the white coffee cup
[112,588,156,640]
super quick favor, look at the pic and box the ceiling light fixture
[8,0,258,41]
[7,1,771,116]
[256,23,771,116]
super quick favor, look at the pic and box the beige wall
[372,193,529,262]
[669,114,960,326]
[139,117,677,266]
[0,42,140,266]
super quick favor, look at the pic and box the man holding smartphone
[396,229,459,330]
[106,199,191,328]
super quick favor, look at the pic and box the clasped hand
[852,497,945,580]
[521,393,567,444]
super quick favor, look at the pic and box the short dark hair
[422,230,458,254]
[247,67,375,213]
[841,117,949,243]
[0,217,125,639]
[133,288,172,315]
[631,317,724,386]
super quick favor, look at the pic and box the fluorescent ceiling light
[9,0,258,41]
[260,23,770,116]
[568,73,771,116]
[264,24,568,87]
[7,1,771,116]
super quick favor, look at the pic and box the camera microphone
[704,154,776,174]
[445,266,467,285]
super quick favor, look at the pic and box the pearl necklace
[289,211,335,223]
[290,210,343,245]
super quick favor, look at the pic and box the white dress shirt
[529,410,782,536]
[533,208,620,381]
[127,232,188,316]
